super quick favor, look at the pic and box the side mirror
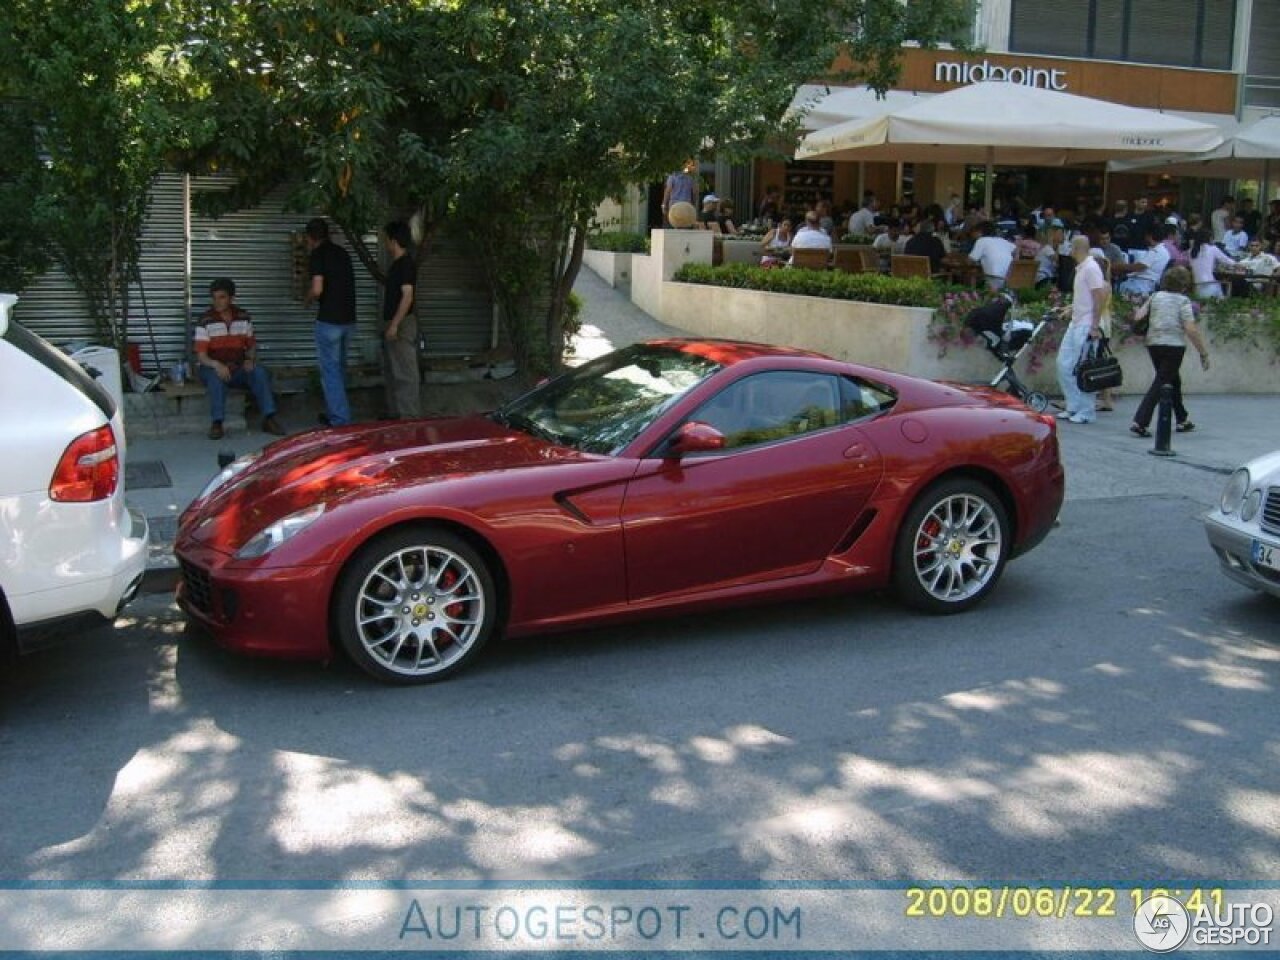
[669,421,725,455]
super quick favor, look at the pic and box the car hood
[1241,449,1280,481]
[185,415,591,552]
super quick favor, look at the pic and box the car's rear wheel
[892,478,1010,614]
[335,526,496,684]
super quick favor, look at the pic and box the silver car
[1204,450,1280,600]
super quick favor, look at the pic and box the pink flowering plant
[928,287,1067,372]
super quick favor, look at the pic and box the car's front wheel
[335,526,497,684]
[892,478,1010,614]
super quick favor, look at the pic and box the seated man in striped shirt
[195,277,285,440]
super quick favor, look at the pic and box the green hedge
[674,263,944,308]
[585,231,649,253]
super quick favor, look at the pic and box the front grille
[180,560,213,615]
[1262,487,1280,537]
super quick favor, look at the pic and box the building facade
[735,0,1274,228]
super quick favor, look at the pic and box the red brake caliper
[919,517,942,552]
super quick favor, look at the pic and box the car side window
[688,371,842,450]
[839,377,896,421]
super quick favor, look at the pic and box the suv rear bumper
[11,508,148,651]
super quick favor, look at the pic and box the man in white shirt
[872,221,908,255]
[1222,216,1250,258]
[1237,238,1280,295]
[1056,236,1108,425]
[1211,196,1235,244]
[791,211,833,251]
[944,194,962,230]
[967,222,1015,290]
[1117,228,1171,296]
[847,194,877,237]
[1239,238,1280,276]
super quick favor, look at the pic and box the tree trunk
[546,213,588,371]
[341,222,385,286]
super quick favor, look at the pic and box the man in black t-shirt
[381,220,420,418]
[303,218,357,426]
[1129,197,1157,252]
[903,219,947,272]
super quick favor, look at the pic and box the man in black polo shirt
[381,220,420,418]
[303,218,357,426]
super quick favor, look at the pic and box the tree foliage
[3,0,969,370]
[180,0,969,375]
[0,0,192,348]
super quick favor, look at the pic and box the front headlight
[1242,488,1263,522]
[235,503,326,559]
[199,452,262,502]
[1220,468,1250,515]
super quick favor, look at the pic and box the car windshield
[492,344,722,454]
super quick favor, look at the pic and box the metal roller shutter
[418,234,496,357]
[190,178,382,371]
[13,173,187,374]
[14,174,496,373]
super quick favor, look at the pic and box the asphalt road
[3,456,1278,885]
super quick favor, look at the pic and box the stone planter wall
[659,280,1277,394]
[629,231,714,325]
[582,249,633,290]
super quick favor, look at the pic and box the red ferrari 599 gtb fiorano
[175,339,1063,683]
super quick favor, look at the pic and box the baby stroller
[964,294,1050,413]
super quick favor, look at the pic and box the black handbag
[1075,337,1123,393]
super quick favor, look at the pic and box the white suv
[0,293,149,654]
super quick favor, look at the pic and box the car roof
[646,338,832,365]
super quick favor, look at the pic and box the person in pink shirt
[1188,228,1236,299]
[1160,221,1190,269]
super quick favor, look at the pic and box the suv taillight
[50,425,120,502]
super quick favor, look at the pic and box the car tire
[334,526,497,684]
[0,589,16,662]
[892,477,1011,615]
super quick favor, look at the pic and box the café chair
[890,254,933,280]
[833,248,865,274]
[1004,259,1038,291]
[790,248,832,271]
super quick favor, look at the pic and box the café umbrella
[796,82,1225,211]
[1108,115,1280,199]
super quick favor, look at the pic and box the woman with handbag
[1129,266,1210,438]
[1056,236,1109,424]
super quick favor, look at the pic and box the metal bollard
[1150,383,1175,458]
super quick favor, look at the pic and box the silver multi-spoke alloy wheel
[893,478,1010,614]
[911,493,1002,602]
[337,528,496,683]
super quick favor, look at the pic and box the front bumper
[175,539,337,660]
[1203,512,1280,600]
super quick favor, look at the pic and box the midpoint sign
[935,59,1068,91]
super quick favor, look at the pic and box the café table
[1214,268,1278,297]
[940,254,982,288]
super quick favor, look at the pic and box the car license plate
[1254,540,1279,572]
